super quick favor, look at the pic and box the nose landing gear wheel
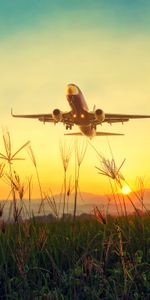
[66,125,72,130]
[91,124,96,130]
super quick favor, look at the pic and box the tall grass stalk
[0,130,30,221]
[59,141,72,218]
[96,155,126,216]
[66,175,73,214]
[73,138,87,224]
[108,177,120,217]
[124,178,150,217]
[27,145,44,214]
[45,190,59,218]
[27,176,32,218]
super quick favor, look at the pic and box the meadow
[0,130,149,300]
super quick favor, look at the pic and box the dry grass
[0,131,149,299]
[59,140,72,218]
[73,138,87,224]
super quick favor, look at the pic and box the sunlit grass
[0,214,149,299]
[0,130,149,299]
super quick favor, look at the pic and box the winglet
[11,108,13,116]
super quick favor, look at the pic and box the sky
[0,0,150,199]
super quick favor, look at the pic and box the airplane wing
[88,110,150,126]
[11,109,53,120]
[104,113,150,124]
[11,109,73,124]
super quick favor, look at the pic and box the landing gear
[66,124,72,130]
[91,124,97,130]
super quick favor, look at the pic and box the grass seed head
[0,129,30,164]
[27,145,37,167]
[96,157,125,187]
[75,138,88,167]
[59,140,72,172]
[93,206,106,224]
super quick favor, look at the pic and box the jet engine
[95,109,105,122]
[52,109,62,122]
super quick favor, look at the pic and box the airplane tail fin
[64,132,124,137]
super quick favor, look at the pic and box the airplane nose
[66,85,78,96]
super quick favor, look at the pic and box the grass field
[0,214,149,299]
[0,131,149,299]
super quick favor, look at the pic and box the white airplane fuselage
[66,84,96,138]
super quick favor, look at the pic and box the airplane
[11,83,150,139]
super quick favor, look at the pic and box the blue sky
[1,0,150,38]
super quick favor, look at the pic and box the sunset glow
[0,1,150,200]
[121,185,131,195]
[1,3,150,298]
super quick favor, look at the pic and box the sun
[121,185,131,195]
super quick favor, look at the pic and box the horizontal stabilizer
[96,132,124,136]
[64,132,124,137]
[64,132,82,136]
